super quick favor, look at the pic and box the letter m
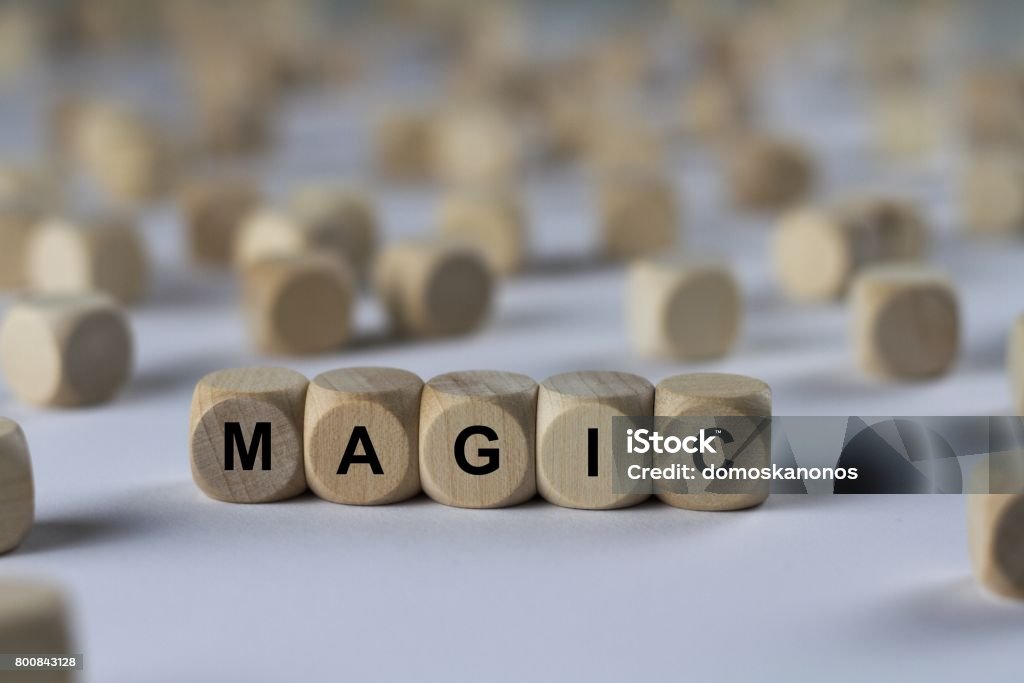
[224,422,272,471]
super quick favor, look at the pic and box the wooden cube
[179,177,262,266]
[773,197,928,302]
[537,87,591,163]
[69,101,171,203]
[450,51,542,113]
[0,165,57,209]
[727,136,814,211]
[373,110,437,182]
[196,98,274,156]
[598,171,680,260]
[26,213,149,305]
[0,418,33,554]
[420,371,537,508]
[234,209,300,267]
[288,185,378,274]
[235,202,373,273]
[305,367,422,505]
[0,293,133,408]
[186,42,277,156]
[851,264,959,380]
[437,187,527,275]
[434,107,521,187]
[964,69,1024,149]
[0,5,41,82]
[190,367,308,503]
[241,254,354,355]
[537,371,652,510]
[583,31,655,92]
[0,202,39,290]
[1009,315,1024,414]
[373,239,495,338]
[627,259,741,361]
[585,118,664,175]
[962,154,1024,235]
[967,454,1024,599]
[0,580,73,680]
[681,74,750,140]
[655,372,772,511]
[872,88,939,159]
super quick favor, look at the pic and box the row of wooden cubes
[190,368,771,511]
[186,368,1024,599]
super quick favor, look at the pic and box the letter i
[588,428,599,477]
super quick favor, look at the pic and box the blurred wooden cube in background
[0,292,133,408]
[374,239,495,338]
[437,186,527,276]
[0,417,33,554]
[628,258,741,361]
[598,170,680,260]
[241,254,354,356]
[774,196,929,302]
[26,212,149,306]
[850,264,959,380]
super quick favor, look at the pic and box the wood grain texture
[773,197,928,302]
[0,418,33,554]
[0,293,133,408]
[438,187,527,276]
[967,454,1024,600]
[305,367,422,505]
[598,171,679,260]
[190,367,308,503]
[179,177,262,266]
[420,371,537,508]
[26,213,149,305]
[628,258,741,361]
[655,372,772,511]
[373,239,495,338]
[0,202,39,290]
[727,135,814,211]
[537,371,652,510]
[851,264,959,380]
[289,184,378,274]
[0,579,72,682]
[241,254,354,355]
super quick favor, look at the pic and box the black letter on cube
[454,425,500,475]
[225,422,272,471]
[337,426,385,475]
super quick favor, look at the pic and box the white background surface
[2,21,1024,681]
